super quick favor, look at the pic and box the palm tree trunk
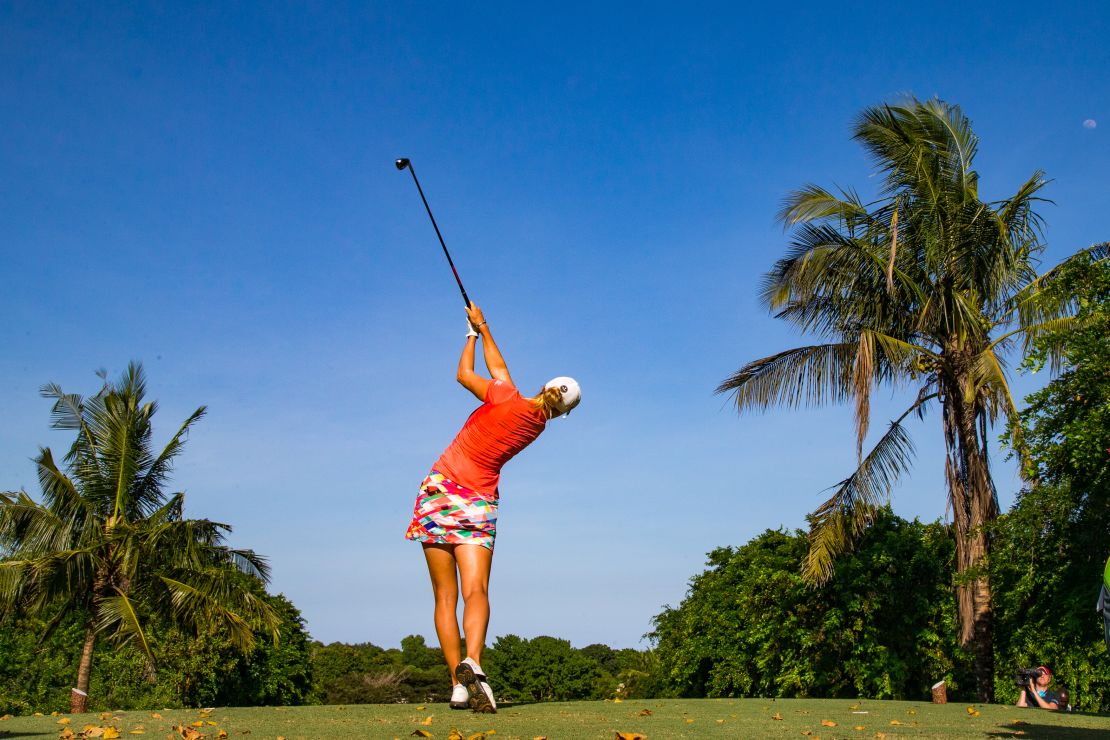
[943,371,998,703]
[71,621,96,713]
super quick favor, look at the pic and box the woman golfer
[404,302,580,713]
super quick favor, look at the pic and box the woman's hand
[466,303,487,332]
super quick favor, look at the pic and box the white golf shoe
[455,657,496,713]
[449,683,469,709]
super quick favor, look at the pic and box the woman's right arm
[466,303,513,384]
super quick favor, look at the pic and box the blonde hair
[532,385,564,420]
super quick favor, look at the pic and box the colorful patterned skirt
[404,471,498,550]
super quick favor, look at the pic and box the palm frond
[716,343,857,411]
[802,390,934,584]
[96,589,154,661]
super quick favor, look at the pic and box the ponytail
[534,385,564,419]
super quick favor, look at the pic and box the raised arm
[466,304,512,384]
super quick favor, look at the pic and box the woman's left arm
[457,332,490,401]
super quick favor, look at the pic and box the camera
[1015,667,1045,686]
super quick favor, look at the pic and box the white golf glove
[466,321,479,338]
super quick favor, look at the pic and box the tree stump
[931,680,947,704]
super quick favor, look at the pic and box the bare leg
[455,544,493,667]
[422,543,462,682]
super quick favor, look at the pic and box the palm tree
[0,363,280,713]
[717,98,1099,701]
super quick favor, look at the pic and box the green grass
[3,698,1109,739]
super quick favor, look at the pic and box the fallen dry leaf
[216,733,228,740]
[822,720,837,727]
[613,698,623,704]
[802,732,812,737]
[102,728,121,739]
[83,726,105,738]
[59,718,72,725]
[416,707,426,711]
[420,717,434,726]
[532,737,548,740]
[855,726,866,731]
[614,734,646,740]
[410,732,432,739]
[638,709,652,717]
[150,714,162,720]
[0,714,11,721]
[99,713,113,721]
[128,730,145,736]
[447,730,463,740]
[772,713,783,721]
[59,729,76,740]
[890,719,904,725]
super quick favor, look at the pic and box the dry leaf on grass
[855,726,866,731]
[772,713,783,721]
[821,720,837,727]
[420,717,434,726]
[59,729,76,740]
[448,729,463,740]
[614,733,646,740]
[150,714,162,720]
[410,732,432,739]
[638,709,652,717]
[59,719,72,725]
[0,714,11,721]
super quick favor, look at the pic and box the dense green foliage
[651,510,973,700]
[309,635,449,704]
[0,587,312,714]
[308,634,660,705]
[991,247,1110,711]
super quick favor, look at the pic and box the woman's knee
[461,583,489,603]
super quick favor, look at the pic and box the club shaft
[404,163,471,308]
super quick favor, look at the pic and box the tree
[0,363,280,712]
[992,248,1110,710]
[483,635,601,702]
[717,98,1092,700]
[650,511,968,700]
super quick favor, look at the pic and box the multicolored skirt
[404,471,498,550]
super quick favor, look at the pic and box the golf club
[395,157,471,308]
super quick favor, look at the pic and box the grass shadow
[987,721,1110,739]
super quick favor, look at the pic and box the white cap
[544,376,581,416]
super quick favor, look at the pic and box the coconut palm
[717,97,1103,701]
[0,363,279,713]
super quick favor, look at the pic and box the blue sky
[2,2,1107,650]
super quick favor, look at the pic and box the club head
[395,158,410,171]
